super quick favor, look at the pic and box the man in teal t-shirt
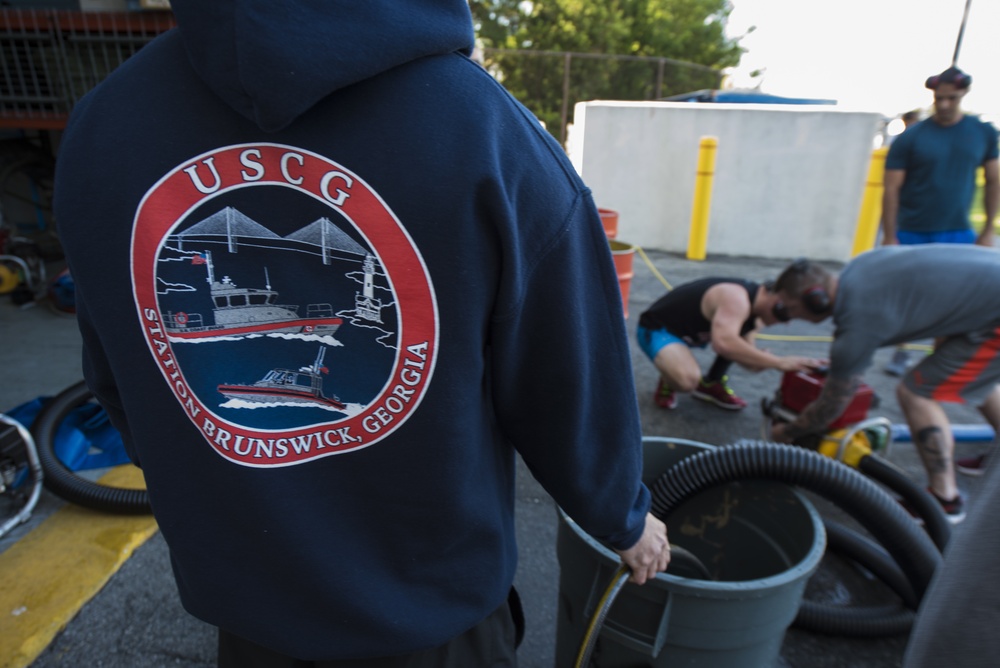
[880,65,999,380]
[882,66,999,245]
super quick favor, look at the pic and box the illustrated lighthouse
[354,254,383,323]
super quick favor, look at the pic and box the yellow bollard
[850,147,888,257]
[686,136,718,261]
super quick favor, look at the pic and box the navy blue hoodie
[55,0,648,659]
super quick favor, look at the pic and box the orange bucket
[609,240,635,318]
[598,208,619,239]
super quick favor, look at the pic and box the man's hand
[776,356,826,374]
[615,513,671,585]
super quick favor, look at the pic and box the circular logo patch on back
[131,143,437,466]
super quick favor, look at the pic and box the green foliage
[471,0,745,140]
[470,1,527,49]
[507,0,741,63]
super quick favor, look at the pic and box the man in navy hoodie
[54,2,669,665]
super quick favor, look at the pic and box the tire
[31,381,151,514]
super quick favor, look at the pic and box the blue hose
[891,423,994,443]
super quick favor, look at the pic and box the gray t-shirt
[830,244,1000,378]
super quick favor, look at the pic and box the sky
[723,0,1000,122]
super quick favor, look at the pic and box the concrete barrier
[569,101,883,261]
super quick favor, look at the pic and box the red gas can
[779,371,874,430]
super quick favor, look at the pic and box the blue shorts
[897,229,976,245]
[636,325,704,361]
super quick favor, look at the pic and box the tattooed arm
[772,374,861,442]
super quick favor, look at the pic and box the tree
[471,0,746,140]
[469,1,527,48]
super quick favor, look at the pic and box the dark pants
[217,601,518,668]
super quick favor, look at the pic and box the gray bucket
[555,437,826,667]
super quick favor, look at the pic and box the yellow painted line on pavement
[0,465,157,668]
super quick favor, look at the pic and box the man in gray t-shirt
[770,245,1000,523]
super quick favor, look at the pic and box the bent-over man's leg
[957,385,1000,475]
[977,385,1000,435]
[902,328,1000,501]
[896,383,957,499]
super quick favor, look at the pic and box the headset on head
[768,258,831,322]
[925,67,971,91]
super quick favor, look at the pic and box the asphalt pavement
[1,247,994,668]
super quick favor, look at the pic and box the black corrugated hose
[31,380,152,514]
[794,518,917,637]
[822,518,918,609]
[649,441,942,635]
[858,454,951,552]
[577,440,948,664]
[788,455,950,637]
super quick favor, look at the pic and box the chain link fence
[481,48,722,145]
[0,9,721,145]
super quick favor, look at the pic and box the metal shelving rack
[0,8,175,130]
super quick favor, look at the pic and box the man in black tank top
[636,276,823,410]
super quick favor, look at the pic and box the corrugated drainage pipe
[31,381,152,514]
[794,518,917,637]
[858,454,950,552]
[649,441,942,633]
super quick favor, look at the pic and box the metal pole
[952,0,973,66]
[686,136,718,261]
[850,147,889,256]
[560,52,571,146]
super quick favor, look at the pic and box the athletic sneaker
[901,488,966,525]
[956,453,990,477]
[692,377,747,411]
[884,348,909,377]
[654,378,677,410]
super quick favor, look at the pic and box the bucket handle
[582,564,672,658]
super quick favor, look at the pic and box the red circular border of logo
[131,144,437,466]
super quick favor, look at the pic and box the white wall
[569,101,883,262]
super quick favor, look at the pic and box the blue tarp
[6,396,130,473]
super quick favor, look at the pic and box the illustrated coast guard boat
[218,347,345,409]
[162,251,342,339]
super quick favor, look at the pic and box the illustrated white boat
[163,251,342,339]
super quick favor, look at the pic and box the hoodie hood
[170,0,475,132]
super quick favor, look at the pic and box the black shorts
[216,599,518,668]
